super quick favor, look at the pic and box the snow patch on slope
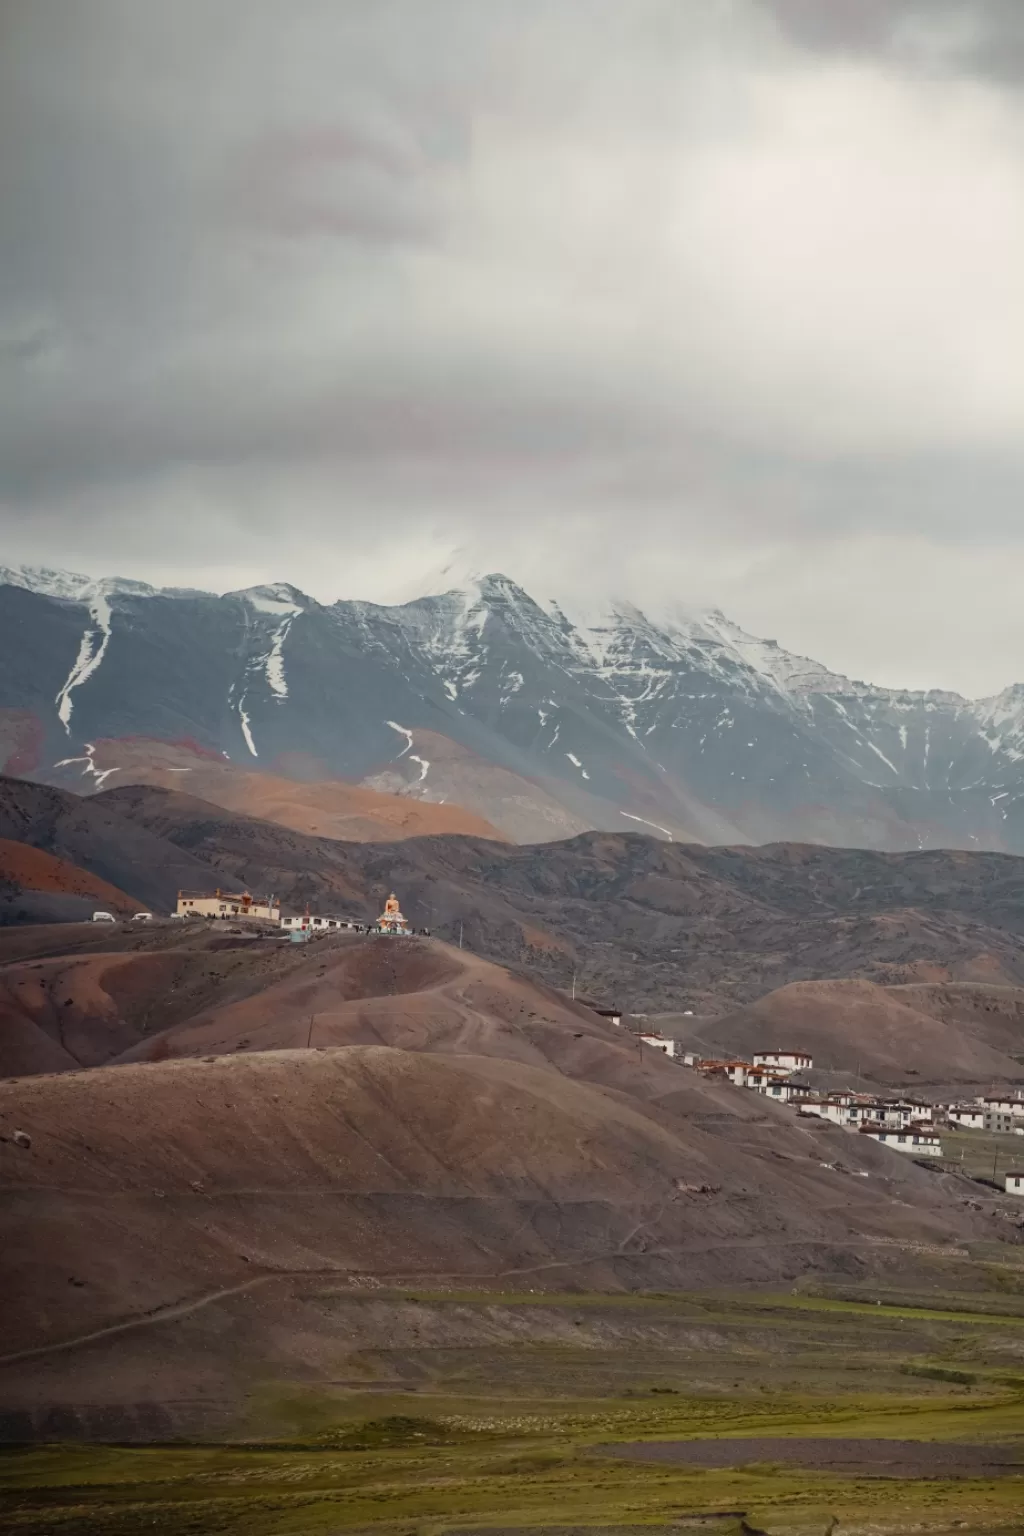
[238,586,304,701]
[387,721,413,757]
[620,811,674,841]
[54,742,121,789]
[54,591,113,732]
[238,696,258,757]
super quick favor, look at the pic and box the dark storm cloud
[1,0,1023,693]
[761,0,1024,82]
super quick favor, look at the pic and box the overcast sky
[2,0,1023,695]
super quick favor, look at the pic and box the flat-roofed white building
[640,1033,677,1058]
[753,1050,813,1073]
[280,913,355,933]
[860,1126,943,1158]
[946,1105,987,1131]
[976,1095,1024,1117]
[1005,1172,1024,1196]
[177,890,280,922]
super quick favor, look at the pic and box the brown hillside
[682,979,1024,1084]
[114,935,606,1068]
[9,774,1024,1022]
[0,1038,1005,1431]
[61,738,507,842]
[2,920,1018,1437]
[887,982,1024,1060]
[0,839,138,913]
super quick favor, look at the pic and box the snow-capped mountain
[2,561,1024,851]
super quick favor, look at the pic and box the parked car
[91,911,116,923]
[131,912,153,922]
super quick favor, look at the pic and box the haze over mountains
[4,563,1024,853]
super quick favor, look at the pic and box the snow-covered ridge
[4,561,1022,715]
[233,583,309,616]
[0,565,159,605]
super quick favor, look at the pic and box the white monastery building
[177,889,280,922]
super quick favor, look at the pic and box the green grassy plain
[3,1289,1024,1536]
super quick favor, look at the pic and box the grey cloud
[1,0,1023,693]
[760,0,1024,81]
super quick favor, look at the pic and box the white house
[1005,1172,1024,1196]
[760,1078,814,1104]
[753,1051,813,1073]
[799,1095,912,1130]
[280,913,354,933]
[720,1061,754,1085]
[976,1095,1024,1118]
[946,1106,987,1131]
[640,1033,677,1058]
[743,1066,792,1091]
[860,1127,943,1158]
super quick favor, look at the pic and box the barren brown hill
[0,948,253,1078]
[0,925,623,1084]
[109,791,1024,1013]
[0,1033,1009,1437]
[0,925,353,1077]
[114,934,612,1069]
[9,775,1024,1018]
[888,981,1024,1059]
[58,737,506,842]
[668,978,1024,1086]
[0,776,217,913]
[0,839,139,931]
[360,726,596,842]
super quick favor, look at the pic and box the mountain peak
[232,582,311,614]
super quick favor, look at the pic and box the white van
[92,911,116,923]
[132,912,153,923]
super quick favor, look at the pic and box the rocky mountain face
[2,562,1024,850]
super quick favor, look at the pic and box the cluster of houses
[680,1050,951,1157]
[634,1034,1024,1191]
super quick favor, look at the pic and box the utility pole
[571,968,576,1001]
[458,921,463,950]
[307,1013,315,1049]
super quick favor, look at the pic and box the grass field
[941,1128,1024,1189]
[2,1290,1024,1536]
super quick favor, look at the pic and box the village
[154,886,1024,1201]
[628,1028,1024,1198]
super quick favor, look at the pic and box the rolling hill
[1,960,1009,1438]
[7,774,1024,1015]
[662,978,1024,1085]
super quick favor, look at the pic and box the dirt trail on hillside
[114,937,606,1070]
